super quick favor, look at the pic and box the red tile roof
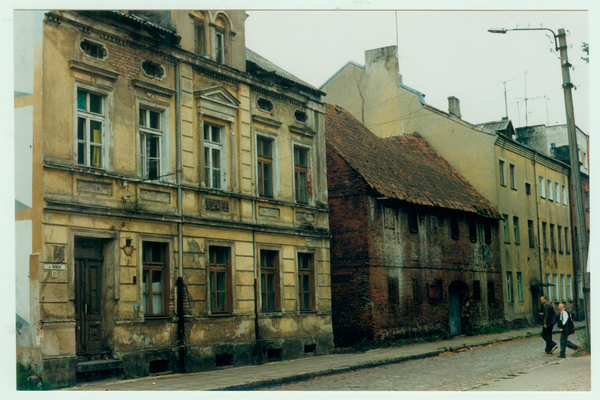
[325,104,502,219]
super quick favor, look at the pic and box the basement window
[267,348,282,361]
[216,353,234,367]
[304,344,316,354]
[80,40,107,60]
[141,61,165,79]
[149,359,170,374]
[294,110,308,123]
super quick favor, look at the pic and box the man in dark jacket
[556,303,579,358]
[539,296,557,354]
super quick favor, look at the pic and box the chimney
[448,96,461,119]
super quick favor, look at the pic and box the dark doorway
[449,281,469,336]
[75,237,104,353]
[531,286,541,325]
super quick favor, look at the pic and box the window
[506,272,513,302]
[484,221,492,244]
[294,147,308,203]
[141,61,165,79]
[76,89,105,168]
[547,181,553,201]
[473,280,481,301]
[450,215,459,240]
[468,218,477,243]
[565,227,570,253]
[195,21,205,56]
[516,272,524,302]
[555,183,561,204]
[142,242,169,316]
[487,281,495,303]
[257,137,273,197]
[298,253,314,311]
[260,250,280,312]
[513,216,520,245]
[429,280,443,303]
[550,224,556,252]
[553,274,559,302]
[412,278,422,305]
[568,275,573,301]
[139,107,163,180]
[578,274,583,299]
[545,274,552,302]
[499,160,506,186]
[503,214,510,243]
[209,246,231,313]
[294,110,308,123]
[542,222,548,250]
[509,163,517,190]
[257,98,273,112]
[80,40,106,59]
[409,207,419,233]
[558,226,563,253]
[560,275,566,302]
[204,123,223,189]
[388,276,399,305]
[528,220,535,248]
[539,177,546,198]
[525,182,531,195]
[562,185,568,205]
[215,31,224,64]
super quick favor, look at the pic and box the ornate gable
[194,84,240,122]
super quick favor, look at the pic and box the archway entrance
[449,281,469,336]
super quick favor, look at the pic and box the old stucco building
[321,45,576,328]
[15,10,332,386]
[325,104,503,346]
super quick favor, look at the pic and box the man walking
[539,296,557,354]
[556,303,579,358]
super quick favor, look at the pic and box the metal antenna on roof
[395,11,399,50]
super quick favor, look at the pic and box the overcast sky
[245,9,589,133]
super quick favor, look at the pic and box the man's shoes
[550,345,558,354]
[576,346,581,352]
[557,355,566,358]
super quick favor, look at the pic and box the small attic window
[80,40,107,60]
[257,98,273,112]
[142,61,165,79]
[294,110,308,123]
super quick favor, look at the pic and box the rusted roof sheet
[325,104,502,219]
[246,48,324,95]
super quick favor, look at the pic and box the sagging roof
[246,48,325,96]
[325,104,502,220]
[478,118,512,133]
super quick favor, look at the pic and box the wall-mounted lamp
[123,238,134,256]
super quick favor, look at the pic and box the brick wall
[327,146,504,346]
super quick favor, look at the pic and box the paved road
[259,335,589,391]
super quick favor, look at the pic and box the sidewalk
[66,322,586,391]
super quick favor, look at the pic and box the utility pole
[557,28,590,345]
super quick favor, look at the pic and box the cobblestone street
[259,335,590,391]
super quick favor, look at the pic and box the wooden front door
[75,250,103,352]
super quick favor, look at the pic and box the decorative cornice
[252,115,283,129]
[69,59,120,81]
[131,79,176,98]
[99,32,130,47]
[289,124,316,137]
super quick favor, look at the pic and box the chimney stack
[448,96,461,119]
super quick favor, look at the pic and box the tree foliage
[582,42,589,63]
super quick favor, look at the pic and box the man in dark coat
[556,303,579,358]
[539,295,557,354]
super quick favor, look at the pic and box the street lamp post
[489,27,590,346]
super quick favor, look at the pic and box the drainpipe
[175,61,186,372]
[533,155,544,299]
[249,89,260,343]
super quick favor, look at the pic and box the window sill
[208,312,233,317]
[143,315,172,321]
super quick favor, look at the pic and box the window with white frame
[567,275,573,301]
[578,274,583,299]
[560,274,566,301]
[565,227,570,253]
[215,30,225,64]
[204,123,224,189]
[547,180,553,201]
[139,107,163,180]
[516,272,523,302]
[509,163,517,190]
[555,182,561,204]
[539,176,546,198]
[553,274,559,301]
[76,89,105,168]
[499,160,506,186]
[562,185,568,205]
[294,147,309,203]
